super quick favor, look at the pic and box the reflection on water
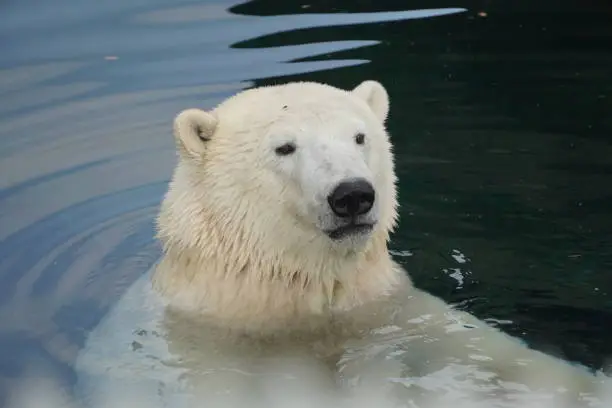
[0,0,611,405]
[0,0,466,400]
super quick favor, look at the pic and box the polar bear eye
[355,133,366,145]
[275,143,296,156]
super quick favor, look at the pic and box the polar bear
[74,80,610,408]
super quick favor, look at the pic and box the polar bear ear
[173,108,218,157]
[351,80,390,123]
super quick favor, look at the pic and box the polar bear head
[156,81,400,323]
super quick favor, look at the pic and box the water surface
[1,0,611,404]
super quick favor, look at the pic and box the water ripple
[0,0,468,399]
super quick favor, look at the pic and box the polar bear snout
[327,178,375,218]
[322,178,377,241]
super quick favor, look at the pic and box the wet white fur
[75,80,610,408]
[154,81,399,333]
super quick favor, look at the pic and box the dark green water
[0,0,611,402]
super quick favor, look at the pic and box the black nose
[327,179,375,218]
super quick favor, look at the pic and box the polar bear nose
[328,179,375,218]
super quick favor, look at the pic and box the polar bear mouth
[326,223,374,240]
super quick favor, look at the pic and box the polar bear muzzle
[325,178,376,240]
